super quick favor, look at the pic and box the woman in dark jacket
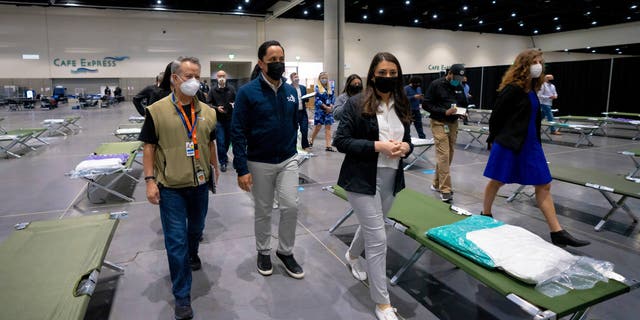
[483,49,589,247]
[333,52,413,320]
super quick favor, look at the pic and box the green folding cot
[385,188,637,320]
[457,124,489,150]
[541,121,600,147]
[0,213,124,320]
[602,111,640,119]
[114,123,142,141]
[620,148,640,178]
[69,141,143,203]
[43,116,82,136]
[467,108,492,124]
[6,128,49,147]
[0,131,34,158]
[0,116,6,133]
[556,116,607,136]
[508,165,640,231]
[324,185,354,233]
[404,137,434,170]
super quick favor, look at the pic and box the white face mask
[217,77,226,86]
[180,78,200,97]
[530,63,543,78]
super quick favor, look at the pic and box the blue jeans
[411,109,426,139]
[216,119,231,165]
[540,104,556,133]
[158,183,209,305]
[297,109,309,149]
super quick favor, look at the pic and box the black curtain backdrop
[405,56,638,116]
[609,57,640,113]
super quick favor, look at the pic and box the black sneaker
[257,253,273,276]
[440,192,453,203]
[550,230,591,247]
[190,255,201,271]
[276,252,305,279]
[174,304,193,320]
[220,164,227,172]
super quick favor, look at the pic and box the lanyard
[172,94,200,159]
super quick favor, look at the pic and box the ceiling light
[405,1,410,5]
[295,56,301,61]
[303,10,308,15]
[316,3,321,9]
[511,12,516,17]
[618,52,623,54]
[563,49,568,52]
[556,26,561,30]
[533,30,539,34]
[463,6,468,11]
[458,23,463,27]
[363,15,368,20]
[498,27,503,31]
[156,0,161,4]
[414,19,419,23]
[379,9,384,14]
[237,5,242,10]
[519,22,524,27]
[591,50,596,53]
[432,14,438,19]
[585,11,591,15]
[228,53,235,60]
[479,20,483,24]
[553,17,558,21]
[492,0,496,4]
[591,21,597,25]
[632,5,638,9]
[586,46,591,49]
[627,16,632,20]
[245,0,250,3]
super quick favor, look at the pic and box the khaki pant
[430,119,458,194]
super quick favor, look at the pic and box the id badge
[196,169,207,185]
[444,124,450,134]
[186,141,195,157]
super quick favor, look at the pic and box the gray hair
[171,56,201,75]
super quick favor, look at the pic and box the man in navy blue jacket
[231,40,304,279]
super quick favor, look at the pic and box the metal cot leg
[390,245,428,285]
[329,208,354,233]
[506,185,527,202]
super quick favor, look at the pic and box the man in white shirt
[290,72,310,150]
[537,74,560,135]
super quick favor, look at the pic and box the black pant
[412,109,426,139]
[297,109,309,148]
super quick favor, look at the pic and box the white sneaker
[344,251,367,281]
[430,185,439,192]
[375,306,399,320]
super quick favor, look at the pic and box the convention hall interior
[0,0,639,319]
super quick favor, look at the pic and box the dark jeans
[540,104,557,133]
[297,109,309,149]
[411,109,426,139]
[216,119,232,165]
[158,183,209,305]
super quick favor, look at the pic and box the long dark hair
[159,62,173,92]
[342,74,362,95]
[251,40,285,80]
[361,52,411,124]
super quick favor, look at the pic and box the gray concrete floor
[1,102,639,320]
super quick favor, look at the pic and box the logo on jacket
[287,94,296,103]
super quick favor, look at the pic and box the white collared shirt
[294,85,303,110]
[261,72,282,93]
[376,98,404,169]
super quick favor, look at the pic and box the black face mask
[347,84,362,95]
[374,76,397,94]
[265,62,285,80]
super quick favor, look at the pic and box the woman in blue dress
[483,49,589,247]
[310,72,336,151]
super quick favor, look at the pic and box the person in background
[537,74,561,135]
[483,49,589,247]
[231,40,304,279]
[208,70,236,172]
[310,72,336,151]
[333,74,363,122]
[422,64,468,202]
[133,71,169,116]
[334,52,413,320]
[139,56,220,320]
[290,72,311,151]
[462,76,472,125]
[404,76,426,139]
[104,85,112,97]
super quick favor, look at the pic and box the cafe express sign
[52,56,129,73]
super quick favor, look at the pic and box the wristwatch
[144,176,156,181]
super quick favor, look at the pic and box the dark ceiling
[2,0,639,36]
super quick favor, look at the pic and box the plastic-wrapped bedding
[427,215,625,297]
[70,153,129,178]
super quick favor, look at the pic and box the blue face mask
[450,79,460,87]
